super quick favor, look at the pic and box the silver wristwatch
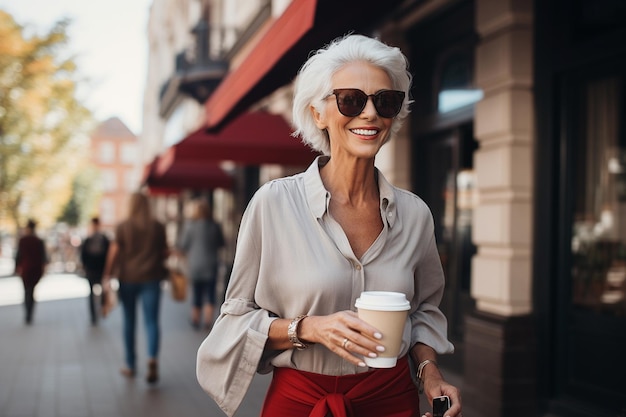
[287,315,309,350]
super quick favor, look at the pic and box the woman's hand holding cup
[299,311,385,367]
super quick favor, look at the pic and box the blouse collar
[303,156,397,228]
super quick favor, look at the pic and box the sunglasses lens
[335,90,367,117]
[374,91,404,118]
[333,89,404,118]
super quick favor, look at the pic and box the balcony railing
[158,0,273,118]
[159,19,228,117]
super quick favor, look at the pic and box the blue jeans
[118,280,161,370]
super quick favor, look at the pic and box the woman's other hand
[421,377,462,417]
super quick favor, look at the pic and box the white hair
[292,34,412,156]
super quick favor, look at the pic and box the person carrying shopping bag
[103,191,169,384]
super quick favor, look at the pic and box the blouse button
[355,264,362,270]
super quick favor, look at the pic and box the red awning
[157,111,318,173]
[143,155,233,194]
[204,0,405,129]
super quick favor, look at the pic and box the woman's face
[312,61,394,160]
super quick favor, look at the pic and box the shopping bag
[169,268,187,302]
[101,279,118,317]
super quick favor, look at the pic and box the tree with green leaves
[57,167,100,227]
[0,10,94,233]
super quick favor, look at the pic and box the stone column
[464,1,536,415]
[376,30,412,190]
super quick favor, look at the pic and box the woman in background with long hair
[103,191,169,384]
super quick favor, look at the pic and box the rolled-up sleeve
[196,300,276,416]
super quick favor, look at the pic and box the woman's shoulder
[252,172,306,202]
[240,173,308,223]
[387,185,435,232]
[390,184,431,212]
[375,168,430,213]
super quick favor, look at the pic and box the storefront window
[437,55,483,113]
[571,76,626,316]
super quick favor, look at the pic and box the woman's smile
[350,127,380,138]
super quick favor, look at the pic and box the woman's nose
[359,97,377,118]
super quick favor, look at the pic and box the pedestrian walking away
[14,218,47,325]
[196,34,462,417]
[103,191,169,384]
[80,217,110,325]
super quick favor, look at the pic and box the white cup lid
[364,356,398,368]
[355,291,410,311]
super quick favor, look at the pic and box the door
[415,124,477,370]
[556,59,626,416]
[407,0,479,373]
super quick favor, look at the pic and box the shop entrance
[556,59,626,415]
[406,0,479,373]
[413,124,477,371]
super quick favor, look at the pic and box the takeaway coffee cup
[355,291,410,368]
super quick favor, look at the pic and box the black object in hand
[433,395,451,417]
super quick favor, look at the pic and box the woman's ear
[310,105,327,129]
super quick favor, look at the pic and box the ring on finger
[342,337,350,349]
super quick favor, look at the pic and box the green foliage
[0,9,95,232]
[57,167,100,226]
[58,192,81,227]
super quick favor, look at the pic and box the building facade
[89,117,141,232]
[141,1,626,416]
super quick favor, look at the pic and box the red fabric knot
[261,356,420,417]
[310,392,353,417]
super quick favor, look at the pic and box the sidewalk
[0,273,468,417]
[0,273,271,417]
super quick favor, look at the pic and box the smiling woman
[312,61,397,161]
[196,34,462,417]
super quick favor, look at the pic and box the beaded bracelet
[416,359,438,394]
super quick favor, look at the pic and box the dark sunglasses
[328,88,405,118]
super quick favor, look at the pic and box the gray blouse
[197,156,454,416]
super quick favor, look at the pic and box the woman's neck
[320,156,378,206]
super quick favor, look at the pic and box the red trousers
[260,356,420,417]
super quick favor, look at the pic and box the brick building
[89,117,141,232]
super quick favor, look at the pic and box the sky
[0,0,152,135]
